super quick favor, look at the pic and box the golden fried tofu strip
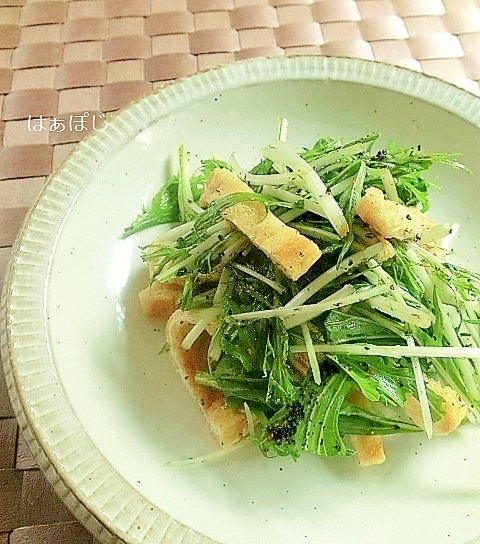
[356,187,436,241]
[199,167,254,206]
[348,390,386,466]
[351,434,386,467]
[138,278,185,320]
[403,379,467,436]
[200,168,321,281]
[165,309,248,447]
[353,224,395,263]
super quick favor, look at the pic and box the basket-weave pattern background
[1,1,480,543]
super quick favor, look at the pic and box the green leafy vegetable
[123,174,179,237]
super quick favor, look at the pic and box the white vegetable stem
[329,177,353,197]
[404,246,435,299]
[230,153,291,186]
[365,257,433,328]
[290,343,480,359]
[233,263,285,294]
[229,284,356,323]
[363,260,406,305]
[286,242,383,308]
[278,208,306,223]
[262,185,327,218]
[301,323,321,385]
[166,440,247,467]
[438,299,480,399]
[283,284,390,329]
[154,220,195,244]
[440,222,460,250]
[155,225,229,282]
[293,223,341,243]
[180,308,219,350]
[408,336,433,439]
[367,295,432,328]
[379,168,400,203]
[262,139,349,237]
[213,266,231,306]
[181,318,210,350]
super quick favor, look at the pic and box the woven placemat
[1,1,480,543]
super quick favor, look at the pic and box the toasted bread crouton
[165,309,248,447]
[356,187,436,241]
[403,379,468,436]
[139,278,185,320]
[348,389,386,465]
[200,168,322,281]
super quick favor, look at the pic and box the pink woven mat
[1,1,480,543]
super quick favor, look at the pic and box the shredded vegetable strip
[290,343,480,359]
[408,336,433,439]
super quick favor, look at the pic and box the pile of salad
[124,120,480,465]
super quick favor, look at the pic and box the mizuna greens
[125,121,480,464]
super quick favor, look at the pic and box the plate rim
[1,55,480,544]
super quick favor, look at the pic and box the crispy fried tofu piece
[199,167,254,206]
[223,203,322,281]
[138,278,185,320]
[200,168,321,281]
[351,434,387,466]
[348,390,386,466]
[353,224,395,262]
[403,379,468,436]
[165,309,248,447]
[356,187,436,241]
[424,245,447,262]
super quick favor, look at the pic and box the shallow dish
[2,56,480,544]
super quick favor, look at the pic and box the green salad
[125,120,480,465]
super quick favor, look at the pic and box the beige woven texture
[1,0,480,542]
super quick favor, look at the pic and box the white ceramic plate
[2,57,480,544]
